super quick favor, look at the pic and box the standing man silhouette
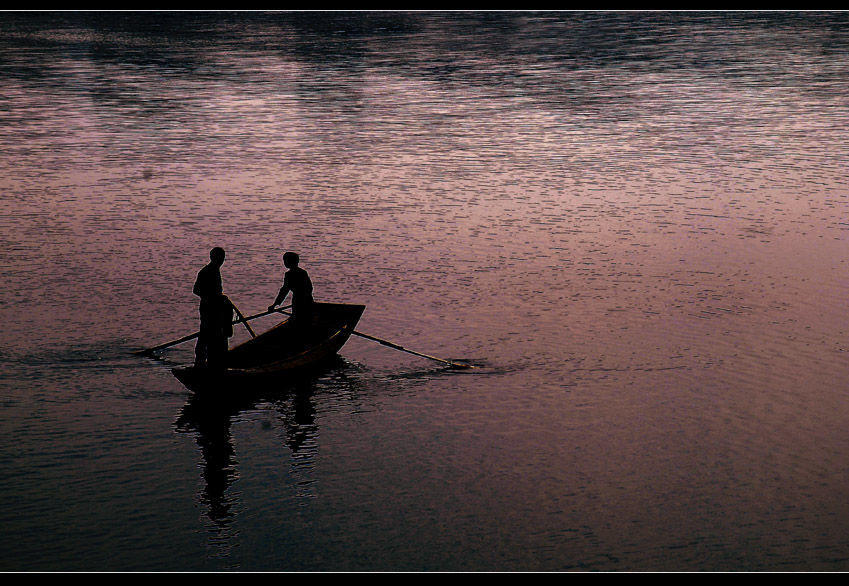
[268,252,314,323]
[193,247,234,367]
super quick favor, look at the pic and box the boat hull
[172,302,365,390]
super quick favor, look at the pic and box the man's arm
[192,270,203,298]
[269,285,289,310]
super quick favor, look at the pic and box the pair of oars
[136,305,475,369]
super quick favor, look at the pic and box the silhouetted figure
[268,251,314,323]
[193,247,234,367]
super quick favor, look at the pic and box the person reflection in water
[193,247,234,367]
[268,251,314,324]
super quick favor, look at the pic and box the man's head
[283,251,299,268]
[210,247,226,266]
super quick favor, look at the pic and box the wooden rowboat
[172,302,366,390]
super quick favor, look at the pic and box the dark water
[2,11,849,571]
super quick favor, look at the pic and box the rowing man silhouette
[268,252,314,324]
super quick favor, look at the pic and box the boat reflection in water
[174,355,355,559]
[171,303,366,559]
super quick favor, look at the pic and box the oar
[350,329,475,369]
[273,308,475,369]
[135,305,291,355]
[230,301,256,339]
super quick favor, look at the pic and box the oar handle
[135,304,291,355]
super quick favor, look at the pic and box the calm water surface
[2,12,849,571]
